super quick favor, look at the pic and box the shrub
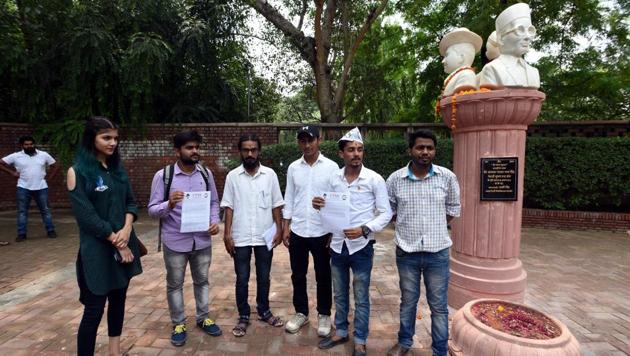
[260,137,629,212]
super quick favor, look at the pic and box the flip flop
[232,319,249,337]
[259,313,284,327]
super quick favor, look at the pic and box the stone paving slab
[0,209,628,355]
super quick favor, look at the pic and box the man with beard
[385,130,460,356]
[282,125,338,336]
[313,128,392,356]
[1,135,59,242]
[221,133,285,337]
[148,130,222,346]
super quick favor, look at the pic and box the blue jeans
[163,245,212,325]
[233,245,273,319]
[331,242,374,345]
[17,187,55,236]
[396,246,450,356]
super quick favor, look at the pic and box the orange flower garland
[436,88,491,130]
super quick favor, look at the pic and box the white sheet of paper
[263,224,277,251]
[180,191,211,233]
[320,192,351,235]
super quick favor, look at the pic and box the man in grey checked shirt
[385,130,460,356]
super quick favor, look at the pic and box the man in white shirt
[0,136,59,242]
[220,133,285,337]
[313,128,393,356]
[282,125,339,336]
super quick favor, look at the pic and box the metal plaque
[480,157,518,201]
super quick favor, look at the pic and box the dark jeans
[331,242,374,345]
[233,245,273,319]
[396,246,450,356]
[288,231,332,316]
[17,187,55,236]
[76,255,128,356]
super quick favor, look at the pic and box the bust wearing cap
[485,31,500,61]
[439,27,482,97]
[479,3,540,89]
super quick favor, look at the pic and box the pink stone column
[438,88,545,309]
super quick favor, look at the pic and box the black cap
[297,125,320,138]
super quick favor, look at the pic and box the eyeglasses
[505,25,537,37]
[240,148,259,154]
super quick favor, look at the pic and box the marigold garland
[436,88,491,130]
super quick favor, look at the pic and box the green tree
[391,0,629,121]
[0,0,279,124]
[248,0,389,123]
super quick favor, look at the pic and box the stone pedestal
[450,299,580,355]
[438,88,545,309]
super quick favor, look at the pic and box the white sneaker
[285,313,309,334]
[317,314,332,337]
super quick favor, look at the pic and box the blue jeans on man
[163,245,213,325]
[17,187,55,237]
[396,246,450,356]
[331,242,374,345]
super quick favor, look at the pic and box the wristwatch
[361,225,371,239]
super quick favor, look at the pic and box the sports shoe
[197,318,222,336]
[47,231,57,238]
[317,314,332,337]
[15,234,26,242]
[285,313,309,334]
[170,324,187,346]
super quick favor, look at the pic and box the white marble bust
[439,28,482,97]
[486,31,500,61]
[479,3,540,89]
[477,31,500,86]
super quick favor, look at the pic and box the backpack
[157,163,211,252]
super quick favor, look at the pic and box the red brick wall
[2,122,628,232]
[0,123,279,210]
[522,209,630,232]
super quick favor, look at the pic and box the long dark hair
[74,116,127,182]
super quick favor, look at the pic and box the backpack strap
[158,164,175,252]
[196,163,210,191]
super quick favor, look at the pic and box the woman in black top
[67,117,142,355]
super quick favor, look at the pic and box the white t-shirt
[220,164,284,247]
[2,150,56,190]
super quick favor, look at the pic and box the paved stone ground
[0,209,628,355]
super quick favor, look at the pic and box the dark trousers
[289,231,332,316]
[234,245,273,319]
[76,256,128,356]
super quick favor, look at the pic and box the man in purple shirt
[148,130,222,346]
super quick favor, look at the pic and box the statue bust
[486,31,500,61]
[479,3,540,89]
[477,31,500,86]
[439,27,482,97]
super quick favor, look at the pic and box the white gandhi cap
[495,3,532,34]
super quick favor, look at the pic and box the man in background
[1,135,58,242]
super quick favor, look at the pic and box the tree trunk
[249,0,388,123]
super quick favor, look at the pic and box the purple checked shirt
[148,164,220,253]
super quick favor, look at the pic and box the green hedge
[258,137,629,212]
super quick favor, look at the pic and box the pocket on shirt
[258,190,271,209]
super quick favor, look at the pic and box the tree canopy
[1,0,627,125]
[0,0,279,125]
